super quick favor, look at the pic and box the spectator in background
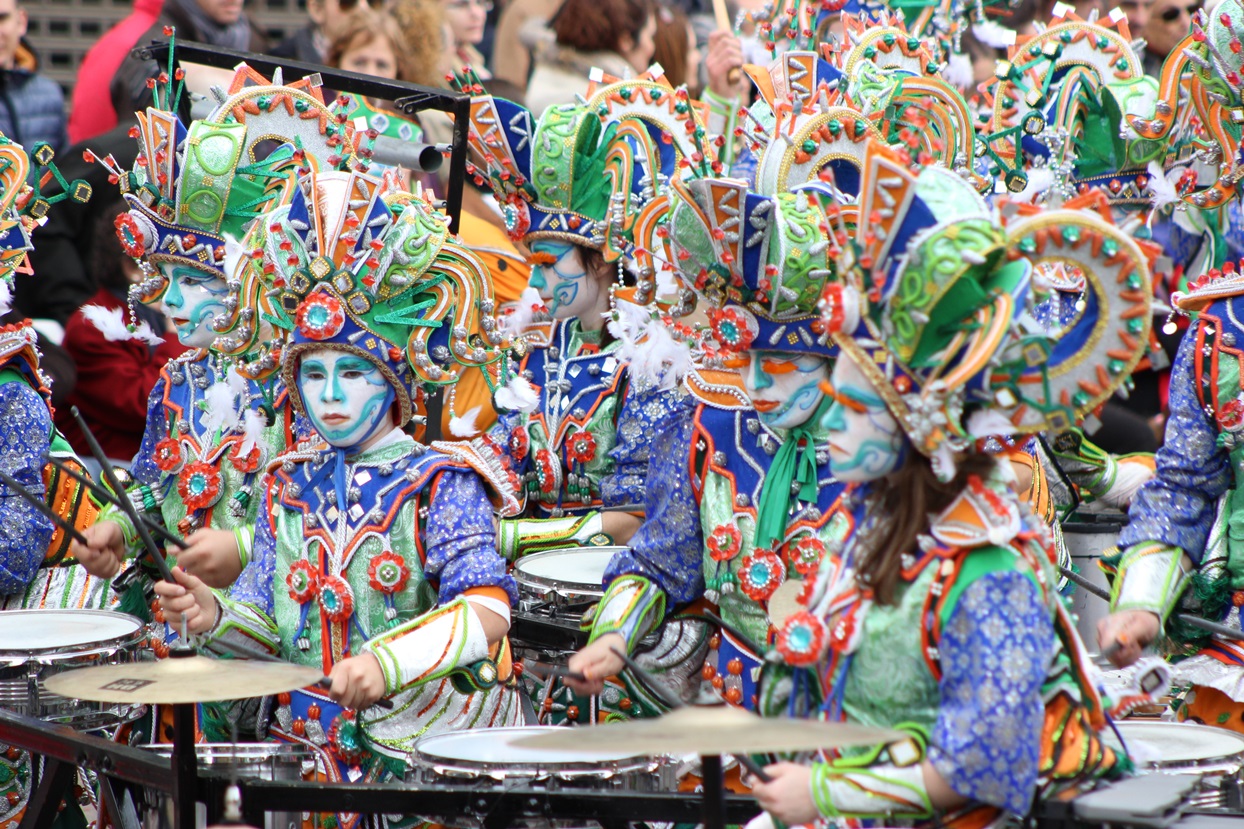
[491,0,559,87]
[525,0,655,114]
[0,0,68,155]
[67,0,162,144]
[271,0,365,65]
[110,0,268,117]
[651,6,701,91]
[443,0,492,78]
[1141,0,1198,76]
[21,124,137,325]
[57,203,188,468]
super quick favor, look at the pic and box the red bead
[711,676,724,690]
[702,663,717,681]
[292,719,306,736]
[566,706,580,721]
[724,687,743,705]
[308,704,321,720]
[727,659,743,676]
[278,693,292,705]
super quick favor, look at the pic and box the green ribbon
[755,398,831,550]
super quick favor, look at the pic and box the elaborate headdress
[102,62,359,304]
[456,67,715,262]
[821,140,1156,478]
[271,168,499,427]
[0,137,91,392]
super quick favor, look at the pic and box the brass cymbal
[44,655,322,705]
[510,704,906,756]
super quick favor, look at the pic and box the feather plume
[1146,161,1181,210]
[494,373,539,413]
[973,19,1017,48]
[449,405,483,437]
[1015,167,1053,203]
[201,368,247,434]
[239,408,268,456]
[606,300,693,391]
[0,278,10,317]
[81,304,165,346]
[500,287,548,339]
[944,53,974,92]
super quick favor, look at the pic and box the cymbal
[44,655,322,704]
[510,704,906,756]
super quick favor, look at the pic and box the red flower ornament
[177,461,222,511]
[318,575,355,622]
[775,611,827,666]
[533,448,560,495]
[295,292,345,340]
[368,551,410,594]
[287,559,319,604]
[566,430,598,465]
[738,549,786,602]
[709,307,756,353]
[707,524,743,562]
[785,536,826,577]
[153,437,183,473]
[508,426,529,462]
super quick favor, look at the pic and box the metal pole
[700,754,726,829]
[170,704,198,829]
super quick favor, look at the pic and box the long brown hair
[855,449,998,605]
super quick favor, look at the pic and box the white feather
[1015,168,1053,203]
[500,287,547,339]
[0,278,11,317]
[494,373,539,413]
[944,53,974,92]
[606,300,693,391]
[201,368,246,434]
[449,405,482,437]
[239,408,267,456]
[1146,160,1181,210]
[81,304,166,346]
[973,19,1017,48]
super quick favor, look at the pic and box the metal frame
[0,709,758,829]
[131,39,471,235]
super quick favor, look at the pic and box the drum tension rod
[44,455,186,550]
[607,646,772,783]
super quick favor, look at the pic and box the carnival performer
[454,68,709,561]
[71,66,353,595]
[565,176,851,717]
[154,168,520,829]
[1095,0,1244,731]
[750,138,1150,827]
[0,135,97,611]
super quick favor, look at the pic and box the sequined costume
[197,163,519,829]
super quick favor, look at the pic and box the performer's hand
[751,762,818,825]
[1097,610,1159,668]
[565,633,626,695]
[328,654,387,710]
[706,30,746,100]
[153,566,218,635]
[176,528,243,589]
[72,520,126,579]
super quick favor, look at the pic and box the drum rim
[512,547,626,595]
[411,726,660,778]
[0,609,145,661]
[142,743,319,764]
[1110,720,1244,771]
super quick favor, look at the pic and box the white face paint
[297,349,397,451]
[526,240,605,322]
[743,351,831,430]
[821,353,907,482]
[161,265,229,348]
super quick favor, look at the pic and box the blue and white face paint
[161,265,229,349]
[821,353,907,483]
[526,240,603,322]
[297,349,397,452]
[742,351,831,430]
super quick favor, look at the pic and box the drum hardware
[70,406,177,585]
[43,456,186,551]
[208,637,396,711]
[1104,721,1244,814]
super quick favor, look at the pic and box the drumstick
[710,0,742,86]
[0,469,92,547]
[1058,565,1244,642]
[608,646,772,783]
[44,456,186,550]
[70,406,176,585]
[548,666,588,682]
[210,636,396,711]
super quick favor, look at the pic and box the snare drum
[0,609,146,731]
[1107,721,1244,811]
[511,547,624,654]
[141,743,317,829]
[410,726,668,829]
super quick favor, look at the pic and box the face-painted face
[297,349,397,451]
[526,240,603,321]
[821,354,907,482]
[743,351,830,430]
[161,265,229,348]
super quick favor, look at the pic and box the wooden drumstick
[45,455,186,550]
[711,0,742,86]
[0,469,92,548]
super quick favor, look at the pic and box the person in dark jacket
[110,0,268,117]
[271,0,366,65]
[0,0,68,155]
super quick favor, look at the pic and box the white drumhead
[514,548,620,590]
[1110,721,1244,764]
[0,610,142,652]
[416,726,645,766]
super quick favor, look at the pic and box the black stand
[701,754,726,829]
[170,703,198,829]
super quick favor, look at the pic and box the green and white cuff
[1111,542,1189,623]
[586,574,666,651]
